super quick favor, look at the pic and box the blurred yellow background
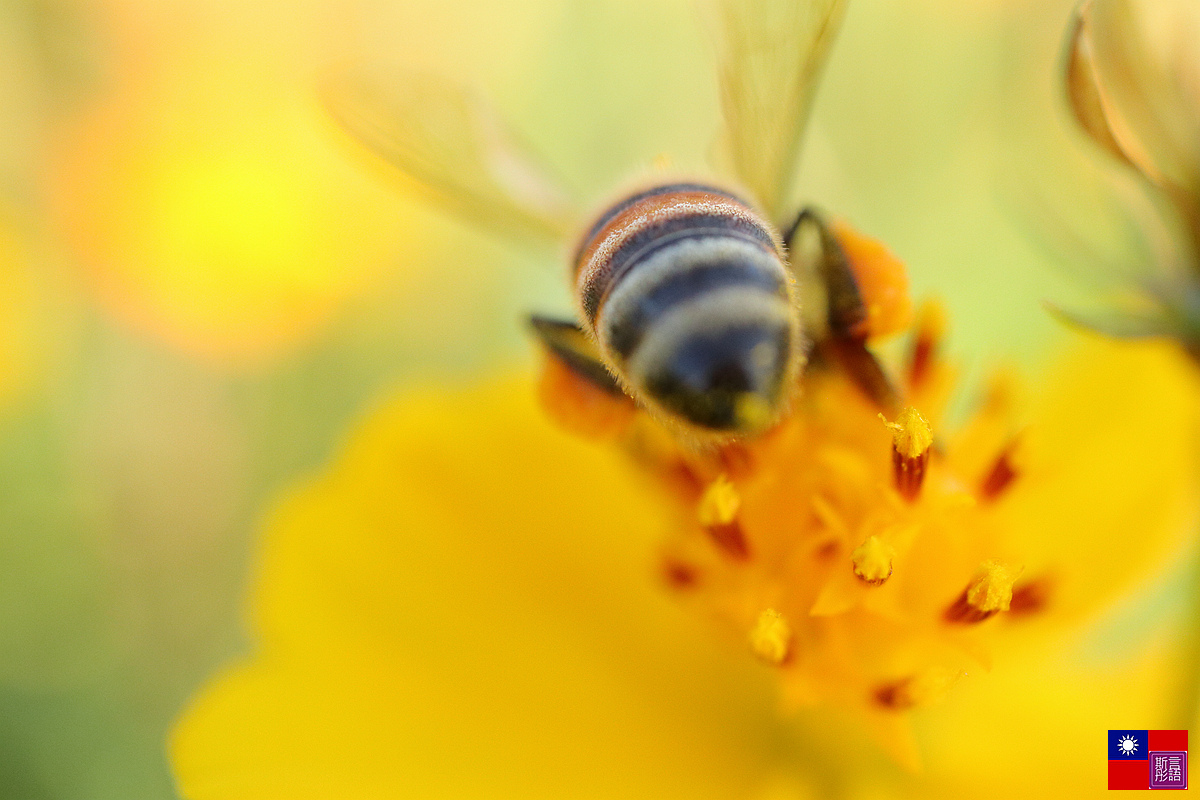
[0,0,1153,797]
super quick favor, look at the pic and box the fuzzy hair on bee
[571,182,804,434]
[324,0,907,439]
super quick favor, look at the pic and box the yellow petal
[915,637,1183,798]
[171,379,782,799]
[997,335,1200,621]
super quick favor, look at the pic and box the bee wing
[323,67,578,244]
[715,0,848,222]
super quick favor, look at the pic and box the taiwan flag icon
[1108,730,1188,790]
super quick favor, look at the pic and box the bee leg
[529,314,637,439]
[528,315,625,396]
[783,207,867,340]
[816,338,898,411]
[784,209,898,411]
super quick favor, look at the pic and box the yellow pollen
[698,474,740,527]
[749,609,792,665]
[880,407,933,459]
[851,535,895,586]
[881,407,933,501]
[966,560,1021,613]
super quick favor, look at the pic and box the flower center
[536,300,1042,725]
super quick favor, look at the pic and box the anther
[698,474,739,526]
[749,609,792,665]
[944,560,1021,624]
[852,535,895,586]
[881,407,933,501]
[698,475,750,559]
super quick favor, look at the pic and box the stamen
[813,538,841,561]
[874,668,962,710]
[662,559,699,590]
[881,407,933,501]
[698,474,740,526]
[1008,577,1052,615]
[874,680,915,710]
[944,560,1021,623]
[908,301,946,390]
[706,522,750,559]
[980,445,1018,501]
[811,495,848,534]
[749,609,792,665]
[717,443,755,479]
[698,475,750,559]
[852,535,895,586]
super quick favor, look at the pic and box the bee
[325,0,907,437]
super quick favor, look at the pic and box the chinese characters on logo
[1150,751,1187,790]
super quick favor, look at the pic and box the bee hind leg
[528,315,624,396]
[783,209,898,411]
[528,314,638,438]
[783,207,868,340]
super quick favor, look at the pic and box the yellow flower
[41,0,467,366]
[537,303,1200,766]
[1063,0,1200,742]
[47,62,406,365]
[173,378,786,799]
[170,326,1200,795]
[909,636,1188,798]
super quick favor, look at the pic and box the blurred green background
[0,0,1121,796]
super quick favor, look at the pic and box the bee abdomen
[575,183,798,432]
[600,235,789,356]
[574,184,783,327]
[624,283,796,430]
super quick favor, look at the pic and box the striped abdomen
[574,183,801,434]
